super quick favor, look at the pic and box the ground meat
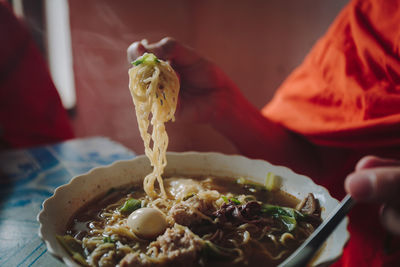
[169,203,200,226]
[119,224,204,267]
[120,252,153,267]
[169,191,218,226]
[150,224,204,264]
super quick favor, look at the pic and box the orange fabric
[263,0,400,148]
[263,0,400,266]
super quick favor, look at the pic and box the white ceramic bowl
[38,152,349,266]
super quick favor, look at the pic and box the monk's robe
[263,0,400,266]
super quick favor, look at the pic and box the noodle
[128,53,179,198]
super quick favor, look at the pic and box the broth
[60,175,321,267]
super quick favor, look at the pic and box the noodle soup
[59,175,321,266]
[39,52,347,266]
[58,55,323,266]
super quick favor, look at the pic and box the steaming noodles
[57,54,322,266]
[128,53,179,198]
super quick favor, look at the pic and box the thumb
[143,37,203,67]
[345,167,400,203]
[127,40,147,63]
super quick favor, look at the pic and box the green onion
[236,177,267,192]
[103,236,115,243]
[221,196,241,205]
[119,198,141,215]
[265,172,281,191]
[132,53,160,66]
[230,197,241,205]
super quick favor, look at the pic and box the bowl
[38,152,349,266]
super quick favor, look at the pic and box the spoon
[278,194,355,267]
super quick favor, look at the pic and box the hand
[127,37,243,124]
[126,38,317,174]
[345,155,400,235]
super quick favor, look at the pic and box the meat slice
[120,224,204,267]
[296,193,320,216]
[296,193,322,228]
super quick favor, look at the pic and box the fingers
[127,37,179,63]
[345,166,400,202]
[143,37,178,61]
[355,155,400,171]
[127,40,147,63]
[127,37,203,67]
[347,155,400,235]
[348,155,400,201]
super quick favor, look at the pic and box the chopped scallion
[265,172,281,191]
[119,198,141,215]
[132,53,160,66]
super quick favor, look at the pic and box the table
[0,137,136,267]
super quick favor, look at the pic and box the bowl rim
[37,151,350,266]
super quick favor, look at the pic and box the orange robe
[263,0,400,266]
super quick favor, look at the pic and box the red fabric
[0,3,74,148]
[263,0,400,266]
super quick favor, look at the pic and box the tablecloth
[0,137,135,266]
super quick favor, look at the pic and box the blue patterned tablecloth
[0,137,136,267]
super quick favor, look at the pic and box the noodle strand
[129,54,179,198]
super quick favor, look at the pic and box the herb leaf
[261,204,305,231]
[279,215,297,232]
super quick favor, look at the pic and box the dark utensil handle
[278,194,355,267]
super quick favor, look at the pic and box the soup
[58,175,321,266]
